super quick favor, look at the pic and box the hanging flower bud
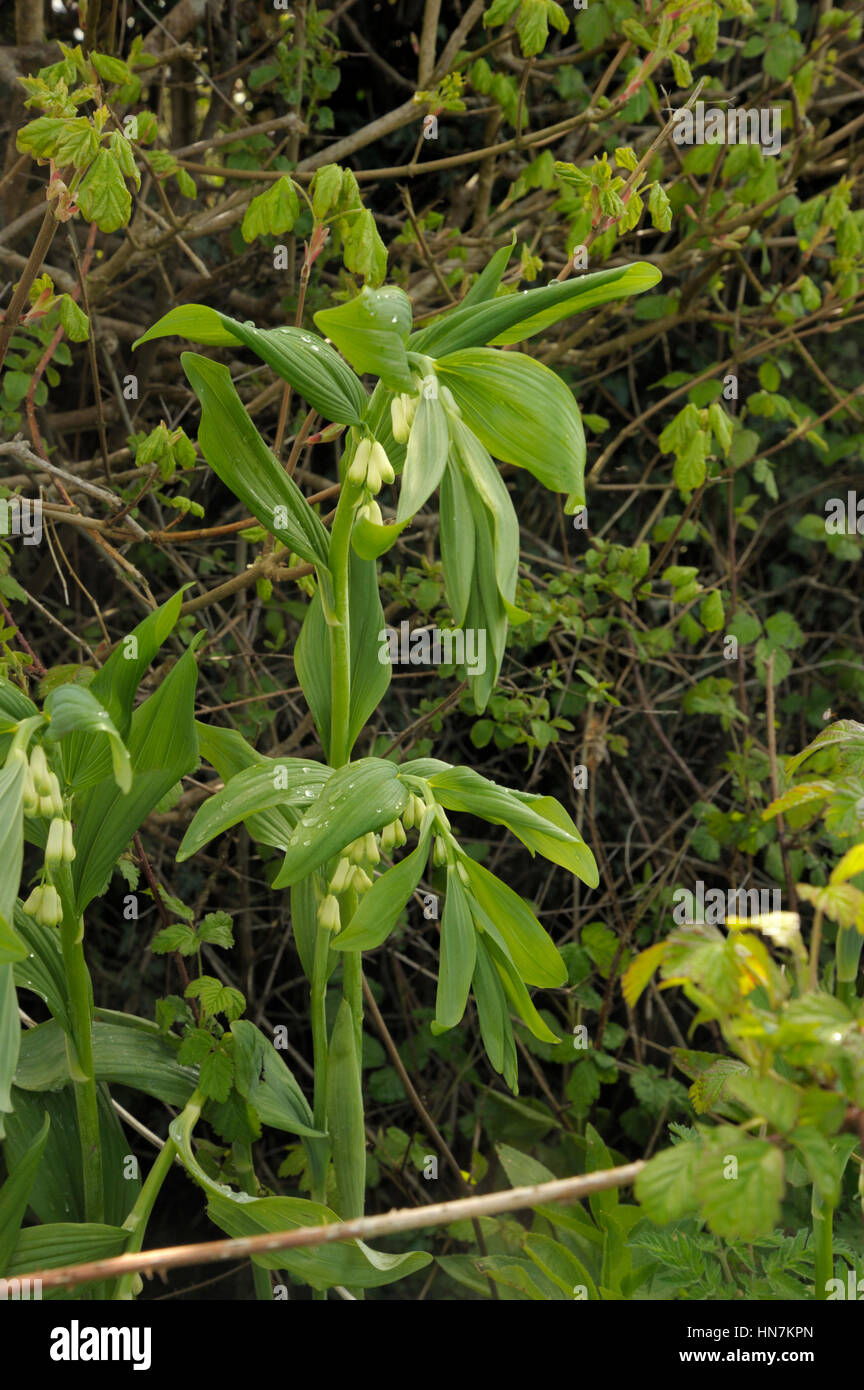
[328,857,354,896]
[317,894,342,932]
[391,395,409,444]
[38,795,56,819]
[363,832,380,866]
[357,499,383,526]
[45,817,67,866]
[29,744,52,797]
[370,441,394,485]
[351,866,373,895]
[347,437,372,486]
[63,820,75,862]
[347,837,366,865]
[411,793,428,828]
[380,818,406,853]
[456,861,470,887]
[433,835,449,867]
[48,773,64,818]
[22,886,45,917]
[39,885,63,927]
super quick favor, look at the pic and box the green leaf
[108,130,140,188]
[695,1131,784,1241]
[232,1020,322,1138]
[525,1232,598,1300]
[342,207,387,286]
[428,766,598,886]
[133,304,241,348]
[333,816,434,951]
[6,1224,128,1294]
[0,756,27,961]
[272,758,410,889]
[436,348,585,498]
[411,262,661,355]
[472,935,518,1091]
[218,317,368,424]
[396,391,449,522]
[72,644,200,912]
[460,855,566,988]
[435,866,476,1030]
[0,1114,51,1275]
[177,759,331,861]
[482,932,560,1045]
[460,239,517,308]
[58,295,90,342]
[449,419,525,621]
[171,1103,428,1288]
[636,1137,702,1224]
[181,353,331,570]
[241,176,300,241]
[294,551,389,760]
[326,1000,365,1218]
[350,511,406,561]
[15,1016,198,1108]
[439,458,475,628]
[0,966,21,1140]
[77,149,131,233]
[44,684,131,793]
[314,286,414,391]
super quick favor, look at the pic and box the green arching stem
[310,919,331,1205]
[115,1132,179,1300]
[327,469,361,769]
[234,1140,274,1301]
[54,863,104,1230]
[811,1186,834,1299]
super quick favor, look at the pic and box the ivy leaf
[241,176,300,243]
[77,149,132,233]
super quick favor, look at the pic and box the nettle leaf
[185,975,245,1022]
[435,348,585,499]
[77,149,132,233]
[152,923,199,956]
[199,1049,235,1103]
[241,176,300,242]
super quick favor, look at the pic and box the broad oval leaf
[219,319,367,425]
[177,759,332,862]
[439,459,475,629]
[326,999,365,1219]
[44,685,131,794]
[272,758,410,889]
[435,348,585,498]
[314,286,414,391]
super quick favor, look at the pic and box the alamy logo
[672,101,781,157]
[673,881,781,925]
[0,1277,42,1299]
[49,1320,152,1371]
[825,491,864,534]
[0,497,42,544]
[378,621,486,676]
